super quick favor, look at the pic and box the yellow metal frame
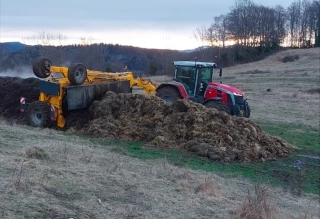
[39,66,158,128]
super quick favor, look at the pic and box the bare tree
[287,1,301,47]
[22,31,68,46]
[274,5,287,45]
[56,33,68,45]
[212,15,230,49]
[193,26,210,47]
[80,36,95,45]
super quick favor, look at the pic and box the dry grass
[211,48,320,129]
[0,120,319,219]
[237,183,279,219]
[142,48,319,129]
[25,147,49,160]
[194,177,219,197]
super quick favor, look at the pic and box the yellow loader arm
[133,77,158,96]
[49,67,157,96]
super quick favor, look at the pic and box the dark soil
[0,76,40,124]
[306,88,320,94]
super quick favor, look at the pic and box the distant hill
[0,42,282,76]
[0,43,197,76]
[0,42,27,53]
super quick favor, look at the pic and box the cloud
[0,0,294,49]
[1,0,232,31]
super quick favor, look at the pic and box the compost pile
[0,77,40,123]
[79,91,295,162]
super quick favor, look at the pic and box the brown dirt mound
[0,76,40,124]
[79,91,295,162]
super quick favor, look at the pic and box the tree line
[195,0,320,49]
[0,43,194,76]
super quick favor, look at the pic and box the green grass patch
[64,121,320,195]
[256,121,320,154]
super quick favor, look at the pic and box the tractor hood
[208,83,245,95]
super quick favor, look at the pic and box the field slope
[0,120,319,219]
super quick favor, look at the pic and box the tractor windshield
[174,66,197,96]
[199,67,214,84]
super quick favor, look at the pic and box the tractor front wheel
[68,63,87,85]
[33,57,52,78]
[204,101,231,114]
[27,101,52,128]
[156,86,181,104]
[244,102,251,118]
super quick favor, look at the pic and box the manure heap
[0,77,295,162]
[79,91,295,162]
[0,77,39,123]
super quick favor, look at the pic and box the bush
[282,55,299,63]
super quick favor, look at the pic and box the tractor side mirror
[219,68,222,77]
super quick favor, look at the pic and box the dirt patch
[306,88,320,94]
[78,91,295,162]
[236,69,271,75]
[64,108,92,130]
[282,55,300,63]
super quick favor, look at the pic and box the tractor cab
[173,61,219,100]
[155,60,250,118]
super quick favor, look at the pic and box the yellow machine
[20,57,158,128]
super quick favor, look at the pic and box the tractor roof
[173,61,216,68]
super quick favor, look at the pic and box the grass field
[74,120,319,195]
[1,120,319,219]
[1,48,319,218]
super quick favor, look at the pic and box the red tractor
[155,61,250,117]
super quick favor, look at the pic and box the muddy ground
[0,77,39,124]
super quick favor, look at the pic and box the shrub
[282,55,299,63]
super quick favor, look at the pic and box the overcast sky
[0,0,294,50]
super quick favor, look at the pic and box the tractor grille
[234,95,244,104]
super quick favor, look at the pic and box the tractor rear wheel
[27,101,52,128]
[204,101,231,114]
[68,63,87,85]
[156,86,181,104]
[33,57,52,78]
